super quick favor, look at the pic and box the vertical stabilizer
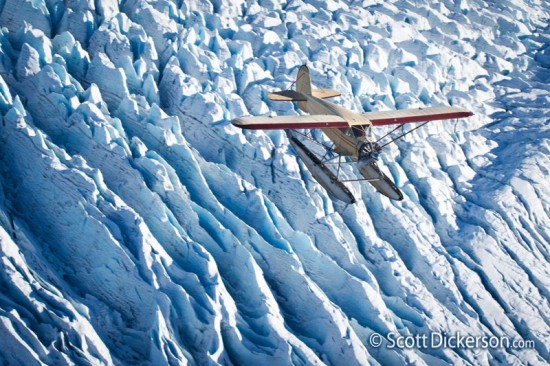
[296,65,311,112]
[296,65,312,95]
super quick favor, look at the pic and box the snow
[0,0,549,365]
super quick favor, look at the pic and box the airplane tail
[295,65,312,95]
[267,65,341,102]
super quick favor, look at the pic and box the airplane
[231,65,473,204]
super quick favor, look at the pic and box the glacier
[0,0,548,365]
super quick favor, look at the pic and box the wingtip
[231,117,247,128]
[457,106,474,117]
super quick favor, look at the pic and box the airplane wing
[232,107,473,130]
[357,106,473,126]
[232,115,348,130]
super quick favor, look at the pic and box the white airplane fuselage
[297,95,372,159]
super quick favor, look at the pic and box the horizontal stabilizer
[358,106,473,126]
[267,89,341,101]
[232,114,348,130]
[267,90,307,101]
[312,89,341,99]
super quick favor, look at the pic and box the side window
[340,128,365,138]
[352,127,365,138]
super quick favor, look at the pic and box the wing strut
[378,121,430,149]
[375,124,405,144]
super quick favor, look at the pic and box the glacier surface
[0,0,548,365]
